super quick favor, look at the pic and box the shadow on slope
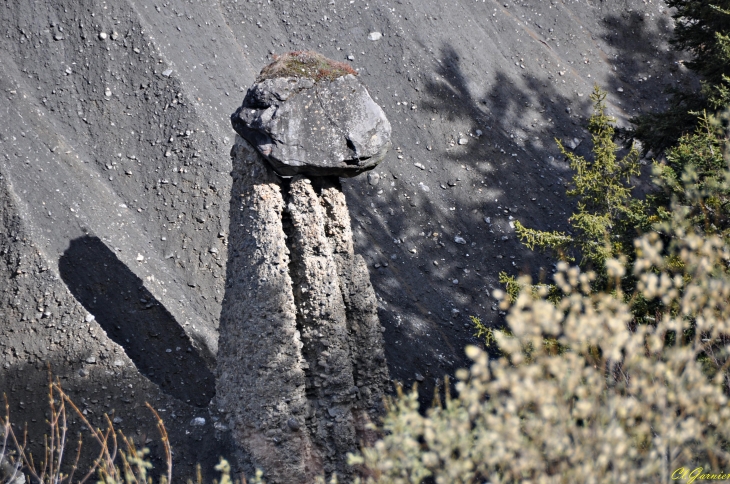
[341,41,593,403]
[417,42,585,238]
[59,236,215,407]
[600,9,687,118]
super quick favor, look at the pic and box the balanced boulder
[231,51,391,177]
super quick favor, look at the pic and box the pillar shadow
[59,236,215,407]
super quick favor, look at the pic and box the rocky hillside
[0,0,687,480]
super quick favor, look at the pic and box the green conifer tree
[506,86,650,298]
[653,111,730,237]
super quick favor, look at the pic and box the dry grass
[0,379,172,484]
[0,378,261,484]
[256,51,357,83]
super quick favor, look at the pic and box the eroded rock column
[217,139,322,483]
[286,177,358,479]
[318,179,389,427]
[217,137,390,483]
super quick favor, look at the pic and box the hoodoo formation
[0,0,686,480]
[216,52,391,483]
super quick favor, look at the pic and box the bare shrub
[0,380,174,484]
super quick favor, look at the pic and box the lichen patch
[257,50,358,83]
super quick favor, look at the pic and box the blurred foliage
[352,183,730,483]
[503,89,730,333]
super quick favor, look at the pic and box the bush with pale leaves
[350,206,730,483]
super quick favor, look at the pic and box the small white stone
[136,253,144,261]
[190,417,206,426]
[414,162,425,170]
[368,31,383,41]
[454,236,467,245]
[98,31,108,40]
[214,421,229,431]
[458,137,468,145]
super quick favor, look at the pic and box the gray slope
[0,0,686,479]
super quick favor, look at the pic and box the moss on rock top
[257,51,358,83]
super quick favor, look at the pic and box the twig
[57,383,114,483]
[67,431,83,484]
[146,403,172,484]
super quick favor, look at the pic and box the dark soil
[0,0,690,481]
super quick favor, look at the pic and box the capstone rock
[231,54,391,177]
